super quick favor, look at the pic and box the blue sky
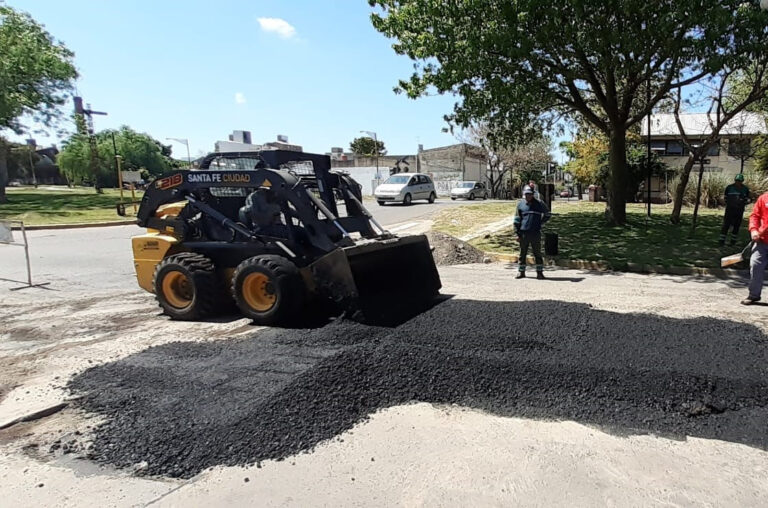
[7,0,479,159]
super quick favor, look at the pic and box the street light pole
[166,138,192,168]
[360,130,379,179]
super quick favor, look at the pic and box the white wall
[333,166,386,196]
[335,167,464,196]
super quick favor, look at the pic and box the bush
[670,172,727,208]
[742,171,768,199]
[670,170,768,208]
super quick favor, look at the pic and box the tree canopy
[370,0,768,224]
[58,126,175,188]
[0,5,78,201]
[350,136,386,157]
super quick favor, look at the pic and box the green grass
[441,200,747,270]
[0,186,142,225]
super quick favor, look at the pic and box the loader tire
[154,253,219,321]
[232,255,305,326]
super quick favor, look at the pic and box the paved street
[1,263,766,506]
[0,197,480,294]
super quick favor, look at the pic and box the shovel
[720,241,754,268]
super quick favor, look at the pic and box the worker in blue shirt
[720,174,750,246]
[514,186,551,279]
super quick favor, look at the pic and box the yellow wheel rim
[242,272,276,312]
[161,270,193,309]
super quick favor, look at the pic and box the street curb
[11,220,137,231]
[489,252,745,278]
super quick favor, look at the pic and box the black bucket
[545,233,559,256]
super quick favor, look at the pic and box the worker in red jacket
[743,192,768,305]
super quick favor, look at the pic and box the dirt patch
[427,231,486,265]
[67,300,768,479]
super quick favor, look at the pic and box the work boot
[537,271,545,280]
[741,296,761,305]
[515,272,526,279]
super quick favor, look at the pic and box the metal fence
[0,220,49,290]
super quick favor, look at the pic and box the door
[418,175,430,199]
[407,176,420,199]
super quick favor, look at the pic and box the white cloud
[234,92,246,104]
[257,17,296,39]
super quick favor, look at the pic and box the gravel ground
[67,299,768,479]
[427,231,486,265]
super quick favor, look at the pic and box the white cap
[523,186,533,195]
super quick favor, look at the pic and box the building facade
[639,112,767,202]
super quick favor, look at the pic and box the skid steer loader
[120,150,441,326]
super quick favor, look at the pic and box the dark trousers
[519,231,543,272]
[720,208,744,243]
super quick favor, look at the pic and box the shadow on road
[69,299,768,478]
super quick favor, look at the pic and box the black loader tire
[153,252,220,321]
[232,255,305,326]
[428,192,436,204]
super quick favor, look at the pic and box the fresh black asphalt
[68,300,768,479]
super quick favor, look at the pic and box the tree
[463,123,551,198]
[58,126,173,187]
[349,136,386,157]
[370,0,768,224]
[563,135,609,186]
[563,134,668,201]
[0,6,78,202]
[667,63,768,225]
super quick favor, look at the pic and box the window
[651,140,666,153]
[729,139,751,157]
[418,175,429,184]
[408,177,418,186]
[384,175,409,184]
[666,141,684,155]
[707,143,720,156]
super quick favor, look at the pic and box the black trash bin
[545,232,559,256]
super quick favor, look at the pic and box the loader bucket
[306,235,442,325]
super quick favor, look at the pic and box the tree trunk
[670,156,696,224]
[606,127,628,225]
[690,159,705,236]
[0,142,8,204]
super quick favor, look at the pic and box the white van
[374,173,437,206]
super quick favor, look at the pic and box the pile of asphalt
[426,231,486,265]
[68,300,768,479]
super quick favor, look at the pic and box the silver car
[375,173,437,205]
[451,181,489,200]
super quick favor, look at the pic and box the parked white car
[375,173,437,205]
[450,181,489,200]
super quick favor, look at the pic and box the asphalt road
[0,197,484,293]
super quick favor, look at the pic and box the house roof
[641,113,767,137]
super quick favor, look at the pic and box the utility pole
[74,96,107,191]
[25,138,38,188]
[360,130,379,180]
[167,138,192,168]
[647,78,652,217]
